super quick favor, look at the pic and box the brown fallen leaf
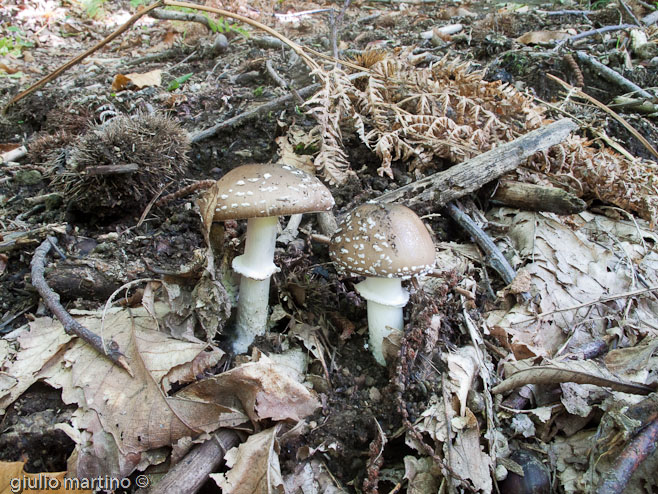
[211,426,284,494]
[516,30,571,45]
[493,361,656,395]
[178,352,320,424]
[111,69,162,91]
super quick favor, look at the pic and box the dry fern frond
[306,51,657,223]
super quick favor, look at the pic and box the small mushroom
[329,203,435,365]
[212,163,334,353]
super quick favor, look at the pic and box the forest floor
[1,1,658,493]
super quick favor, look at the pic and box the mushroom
[329,203,435,365]
[212,163,334,353]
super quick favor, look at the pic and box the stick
[573,51,653,99]
[30,237,133,375]
[596,412,658,494]
[4,1,164,112]
[149,7,214,30]
[376,118,578,208]
[137,429,240,494]
[444,202,520,289]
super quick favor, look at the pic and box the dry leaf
[178,352,320,424]
[445,345,479,416]
[22,306,247,478]
[516,30,570,44]
[449,408,493,493]
[0,317,73,413]
[211,426,284,494]
[111,69,162,91]
[0,460,91,494]
[403,456,440,494]
[493,360,655,395]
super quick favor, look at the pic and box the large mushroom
[211,163,334,353]
[329,203,435,365]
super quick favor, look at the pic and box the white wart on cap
[329,203,435,279]
[213,163,334,220]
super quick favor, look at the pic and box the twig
[190,72,368,143]
[618,0,643,26]
[30,237,133,375]
[190,83,319,143]
[555,24,638,49]
[596,412,658,494]
[155,179,215,207]
[4,1,164,111]
[376,118,578,207]
[513,285,658,325]
[136,429,241,494]
[537,9,594,16]
[547,74,658,159]
[444,202,520,290]
[573,51,653,99]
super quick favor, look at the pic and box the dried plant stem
[4,1,164,111]
[547,74,658,159]
[155,179,216,207]
[30,237,133,375]
[573,51,653,99]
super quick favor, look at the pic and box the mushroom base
[367,300,404,366]
[232,276,271,353]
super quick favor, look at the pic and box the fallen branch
[444,202,520,289]
[149,7,214,29]
[30,237,133,375]
[573,51,654,99]
[376,118,578,207]
[596,411,658,494]
[137,429,240,494]
[4,1,164,112]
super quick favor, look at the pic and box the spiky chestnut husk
[49,113,190,220]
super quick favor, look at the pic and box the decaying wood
[45,263,122,302]
[84,164,140,176]
[377,118,579,208]
[1,145,27,164]
[491,181,587,215]
[138,429,240,494]
[30,237,133,375]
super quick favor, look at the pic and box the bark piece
[491,181,587,215]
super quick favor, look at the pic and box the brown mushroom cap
[329,203,435,279]
[213,164,334,221]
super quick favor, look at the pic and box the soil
[1,1,657,493]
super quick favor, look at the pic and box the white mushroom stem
[355,277,409,365]
[232,216,280,353]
